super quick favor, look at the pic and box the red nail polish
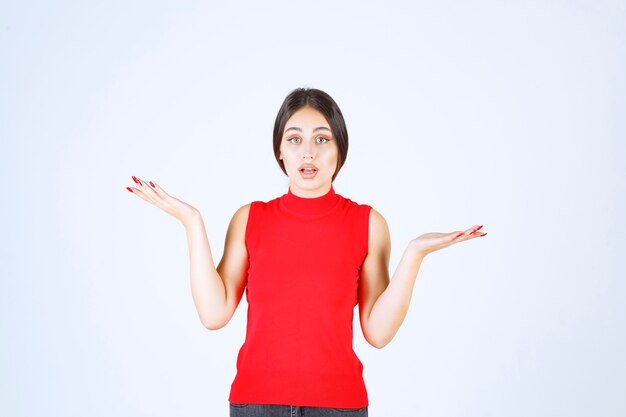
[470,225,484,235]
[480,233,487,237]
[455,233,463,238]
[150,181,155,188]
[132,176,139,184]
[126,187,133,193]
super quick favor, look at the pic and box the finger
[470,229,487,238]
[127,185,154,204]
[460,227,487,240]
[468,225,484,235]
[148,180,167,199]
[134,176,161,202]
[129,176,161,206]
[453,225,482,240]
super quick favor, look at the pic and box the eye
[286,136,330,144]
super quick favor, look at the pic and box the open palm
[411,225,487,257]
[126,175,199,225]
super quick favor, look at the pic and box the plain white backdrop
[1,0,624,416]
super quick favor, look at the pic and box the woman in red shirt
[126,87,487,416]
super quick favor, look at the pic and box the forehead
[284,107,330,130]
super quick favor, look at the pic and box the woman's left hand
[410,225,487,257]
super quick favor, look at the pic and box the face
[278,106,339,198]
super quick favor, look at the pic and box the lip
[299,163,318,171]
[299,165,318,179]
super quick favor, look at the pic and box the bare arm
[184,204,250,330]
[358,209,486,348]
[126,178,251,331]
[358,228,424,349]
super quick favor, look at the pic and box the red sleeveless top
[228,184,372,408]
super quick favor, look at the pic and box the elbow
[363,324,388,349]
[204,322,225,331]
[369,339,390,349]
[201,315,229,331]
[200,304,234,330]
[365,333,391,349]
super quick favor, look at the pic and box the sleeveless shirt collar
[279,184,341,218]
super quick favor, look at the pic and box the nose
[302,140,315,160]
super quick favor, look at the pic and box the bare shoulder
[368,208,391,246]
[368,207,387,224]
[221,203,251,249]
[229,203,251,231]
[233,203,251,221]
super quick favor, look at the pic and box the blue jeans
[229,403,368,417]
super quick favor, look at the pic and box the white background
[1,1,624,416]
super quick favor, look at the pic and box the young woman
[126,87,487,416]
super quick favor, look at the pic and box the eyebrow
[284,126,332,134]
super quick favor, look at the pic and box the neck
[288,183,332,199]
[278,183,341,219]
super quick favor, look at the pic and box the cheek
[279,148,296,168]
[324,146,339,162]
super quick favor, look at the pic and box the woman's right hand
[126,176,199,226]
